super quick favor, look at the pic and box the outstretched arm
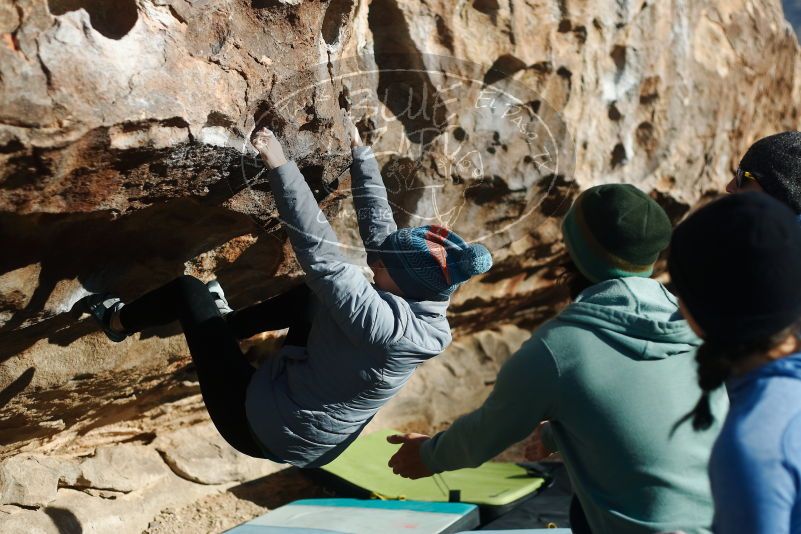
[346,114,397,257]
[252,128,400,347]
[388,336,560,477]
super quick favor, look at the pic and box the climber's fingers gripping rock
[252,127,288,170]
[343,111,363,148]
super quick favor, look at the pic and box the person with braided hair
[669,192,801,534]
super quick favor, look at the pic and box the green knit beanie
[561,184,672,283]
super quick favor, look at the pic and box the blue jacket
[710,352,801,534]
[421,277,727,533]
[245,147,452,468]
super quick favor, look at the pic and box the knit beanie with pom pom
[379,225,492,301]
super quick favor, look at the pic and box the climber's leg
[226,283,312,345]
[119,275,265,458]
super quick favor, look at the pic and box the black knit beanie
[669,192,801,343]
[739,131,801,214]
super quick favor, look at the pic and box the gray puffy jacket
[245,146,452,468]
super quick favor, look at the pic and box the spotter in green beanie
[562,184,672,283]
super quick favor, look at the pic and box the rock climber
[81,113,492,467]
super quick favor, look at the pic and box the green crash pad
[312,429,547,519]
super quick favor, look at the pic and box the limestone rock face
[0,453,81,507]
[76,444,170,493]
[0,455,62,507]
[1,0,799,465]
[153,423,282,485]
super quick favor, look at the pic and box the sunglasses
[735,168,760,188]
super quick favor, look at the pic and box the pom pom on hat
[450,243,493,282]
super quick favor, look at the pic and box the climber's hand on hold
[387,433,434,479]
[252,128,288,170]
[344,111,363,148]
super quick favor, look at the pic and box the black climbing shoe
[207,280,233,317]
[81,293,128,343]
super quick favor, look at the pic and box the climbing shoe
[81,293,128,343]
[207,280,233,317]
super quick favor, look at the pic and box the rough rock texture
[0,416,294,534]
[0,326,527,533]
[153,423,280,485]
[76,444,170,493]
[0,455,64,507]
[0,463,307,534]
[1,0,800,530]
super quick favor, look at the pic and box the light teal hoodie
[421,277,728,534]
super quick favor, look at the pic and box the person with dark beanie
[388,184,726,534]
[669,192,801,534]
[727,131,801,218]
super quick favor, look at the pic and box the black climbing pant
[118,275,311,458]
[225,282,312,347]
[569,495,593,534]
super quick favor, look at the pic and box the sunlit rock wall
[1,0,799,460]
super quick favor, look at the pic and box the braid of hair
[676,320,801,434]
[689,340,734,430]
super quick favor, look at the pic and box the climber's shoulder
[374,291,452,356]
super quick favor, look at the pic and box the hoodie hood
[557,277,701,360]
[730,352,801,393]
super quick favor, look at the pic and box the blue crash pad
[225,498,480,534]
[470,530,572,533]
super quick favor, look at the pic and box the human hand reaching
[387,433,434,479]
[344,112,363,148]
[251,127,288,169]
